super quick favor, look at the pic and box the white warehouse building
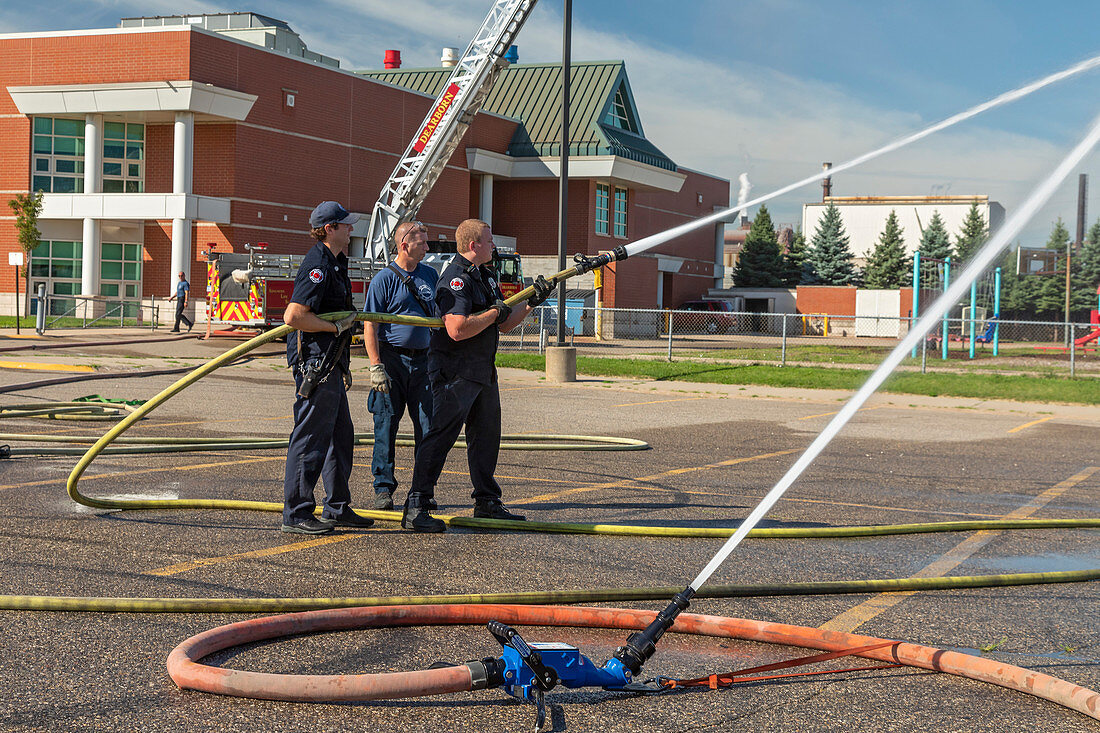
[802,195,1005,263]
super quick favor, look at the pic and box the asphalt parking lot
[0,331,1097,732]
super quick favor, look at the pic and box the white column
[714,220,726,288]
[479,174,493,226]
[171,112,194,289]
[80,115,103,303]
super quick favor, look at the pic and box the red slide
[1075,327,1100,346]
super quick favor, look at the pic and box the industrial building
[0,12,728,321]
[802,195,1005,263]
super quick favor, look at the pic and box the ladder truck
[206,0,539,329]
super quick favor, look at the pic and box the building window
[32,118,85,193]
[604,85,638,133]
[31,118,144,194]
[30,240,143,317]
[595,183,610,235]
[613,186,628,238]
[102,122,144,193]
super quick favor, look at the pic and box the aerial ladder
[366,0,538,260]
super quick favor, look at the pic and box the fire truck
[421,241,525,299]
[205,0,537,329]
[206,243,381,328]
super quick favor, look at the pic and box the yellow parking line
[799,404,887,421]
[146,534,359,576]
[1008,416,1053,433]
[148,415,292,429]
[516,448,800,505]
[819,466,1099,634]
[0,360,94,372]
[0,455,283,491]
[613,396,710,407]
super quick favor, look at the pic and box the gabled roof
[360,61,676,172]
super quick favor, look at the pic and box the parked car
[672,300,736,334]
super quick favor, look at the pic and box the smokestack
[1076,173,1088,251]
[441,47,459,67]
[504,45,519,65]
[821,162,832,201]
[383,49,401,69]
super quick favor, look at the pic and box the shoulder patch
[449,277,465,291]
[308,268,324,284]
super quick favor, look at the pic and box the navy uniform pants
[283,368,353,524]
[367,345,432,498]
[406,369,503,508]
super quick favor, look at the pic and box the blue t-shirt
[364,262,438,350]
[176,280,190,300]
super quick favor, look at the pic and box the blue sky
[6,0,1100,246]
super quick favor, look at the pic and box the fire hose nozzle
[572,246,628,275]
[612,585,695,676]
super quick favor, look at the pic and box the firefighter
[363,220,438,510]
[280,201,374,535]
[401,218,553,532]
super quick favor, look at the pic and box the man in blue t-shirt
[167,271,193,333]
[363,220,439,510]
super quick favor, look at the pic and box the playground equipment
[1073,286,1100,346]
[912,251,1000,358]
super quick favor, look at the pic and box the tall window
[613,186,628,238]
[30,240,143,317]
[102,122,145,193]
[32,118,85,193]
[595,183,610,235]
[31,117,144,193]
[604,85,638,133]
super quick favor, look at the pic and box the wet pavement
[0,329,1097,731]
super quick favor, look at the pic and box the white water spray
[622,52,1100,258]
[688,111,1100,591]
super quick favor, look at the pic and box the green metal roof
[360,61,676,172]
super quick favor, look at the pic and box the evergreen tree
[732,205,785,287]
[1033,219,1092,318]
[918,211,953,262]
[863,210,910,289]
[954,202,988,266]
[781,230,810,287]
[1079,219,1100,301]
[805,202,858,286]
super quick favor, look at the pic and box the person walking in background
[168,271,193,333]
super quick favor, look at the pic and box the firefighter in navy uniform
[402,218,553,532]
[281,201,375,535]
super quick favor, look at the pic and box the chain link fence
[499,306,1100,377]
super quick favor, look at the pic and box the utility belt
[381,342,428,358]
[296,329,353,399]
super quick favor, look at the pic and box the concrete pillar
[714,218,726,288]
[80,114,103,317]
[545,345,576,382]
[479,174,493,226]
[171,112,194,290]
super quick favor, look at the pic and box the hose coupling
[612,585,695,675]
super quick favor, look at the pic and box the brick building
[0,14,728,320]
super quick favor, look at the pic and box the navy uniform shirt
[286,241,353,368]
[363,262,438,351]
[430,255,502,383]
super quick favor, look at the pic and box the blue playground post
[992,267,1001,356]
[941,256,951,360]
[969,279,977,359]
[911,251,920,358]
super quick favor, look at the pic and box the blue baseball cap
[309,201,360,228]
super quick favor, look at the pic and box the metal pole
[993,267,1001,355]
[921,327,927,373]
[941,256,950,360]
[781,313,787,366]
[666,310,673,362]
[13,265,20,335]
[1065,247,1072,347]
[555,0,571,346]
[910,250,920,357]
[1070,324,1076,377]
[35,283,45,335]
[969,279,976,359]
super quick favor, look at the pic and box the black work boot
[373,491,395,510]
[402,495,446,533]
[473,502,526,521]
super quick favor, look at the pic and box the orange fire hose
[168,604,1100,721]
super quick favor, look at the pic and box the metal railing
[498,307,1100,377]
[36,293,160,332]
